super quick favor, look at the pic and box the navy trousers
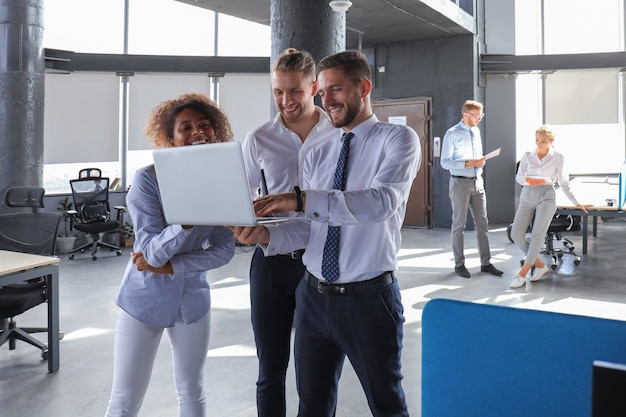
[249,247,305,417]
[294,273,409,417]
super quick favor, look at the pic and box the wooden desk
[557,176,626,255]
[0,250,60,372]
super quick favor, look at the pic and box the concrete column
[271,0,345,65]
[0,0,45,212]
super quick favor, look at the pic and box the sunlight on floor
[211,278,251,310]
[62,327,112,341]
[207,344,257,358]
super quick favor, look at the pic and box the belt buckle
[290,251,298,260]
[317,280,325,294]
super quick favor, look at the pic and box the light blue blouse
[116,165,235,328]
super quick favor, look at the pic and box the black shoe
[454,265,471,278]
[481,264,503,276]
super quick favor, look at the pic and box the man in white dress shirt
[232,50,420,417]
[240,48,335,417]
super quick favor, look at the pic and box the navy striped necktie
[321,132,354,282]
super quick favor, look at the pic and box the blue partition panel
[422,299,626,417]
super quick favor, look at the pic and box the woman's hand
[132,251,173,274]
[576,204,590,214]
[525,177,546,186]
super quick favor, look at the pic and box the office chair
[507,213,582,270]
[68,176,123,260]
[0,186,62,360]
[78,167,102,179]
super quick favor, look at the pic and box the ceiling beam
[44,48,270,74]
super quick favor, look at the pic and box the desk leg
[46,265,60,373]
[593,216,598,237]
[582,216,588,255]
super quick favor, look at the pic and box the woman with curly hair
[105,93,235,417]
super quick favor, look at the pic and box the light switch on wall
[433,136,441,157]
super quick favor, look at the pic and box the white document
[455,147,501,162]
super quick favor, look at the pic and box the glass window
[43,0,125,54]
[217,14,271,57]
[543,0,622,54]
[128,0,216,55]
[545,69,619,125]
[514,0,541,55]
[515,73,543,158]
[516,70,625,175]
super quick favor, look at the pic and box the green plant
[57,196,74,237]
[123,221,134,240]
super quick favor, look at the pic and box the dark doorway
[372,97,432,227]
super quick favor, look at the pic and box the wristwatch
[293,186,304,212]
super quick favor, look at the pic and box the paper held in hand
[455,147,501,162]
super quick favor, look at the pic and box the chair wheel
[557,253,563,258]
[68,254,75,260]
[42,349,48,360]
[92,255,97,261]
[551,264,558,270]
[574,258,581,265]
[116,250,122,256]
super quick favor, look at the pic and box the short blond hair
[535,125,555,142]
[462,100,483,114]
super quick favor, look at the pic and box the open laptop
[153,142,291,226]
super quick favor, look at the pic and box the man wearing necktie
[440,100,503,279]
[231,50,419,417]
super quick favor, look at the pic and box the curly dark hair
[144,93,234,148]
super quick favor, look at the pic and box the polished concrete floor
[2,220,626,417]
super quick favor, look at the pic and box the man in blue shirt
[232,50,419,417]
[440,100,503,279]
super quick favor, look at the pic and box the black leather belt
[452,175,476,179]
[304,270,395,295]
[277,249,305,260]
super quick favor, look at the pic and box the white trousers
[510,185,557,266]
[105,308,211,417]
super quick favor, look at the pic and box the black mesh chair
[507,213,582,270]
[540,214,582,269]
[68,176,122,260]
[0,186,62,360]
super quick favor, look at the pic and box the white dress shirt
[516,147,580,206]
[242,106,334,199]
[265,114,421,283]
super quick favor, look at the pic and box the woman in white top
[509,125,588,289]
